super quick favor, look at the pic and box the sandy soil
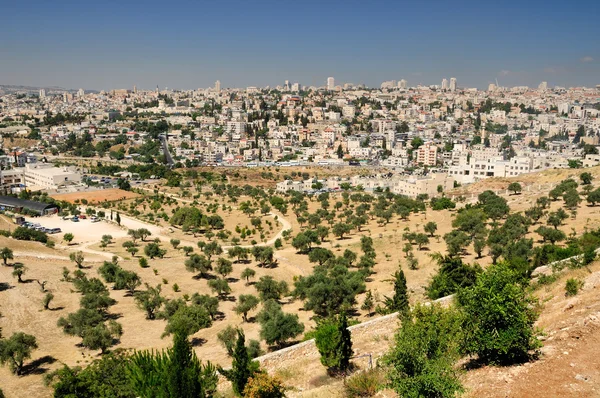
[51,188,140,204]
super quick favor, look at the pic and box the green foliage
[314,313,353,374]
[565,278,584,296]
[257,300,304,346]
[430,196,456,211]
[127,332,217,398]
[382,304,463,398]
[234,294,260,322]
[163,304,212,337]
[134,284,164,320]
[144,243,166,259]
[0,332,38,375]
[293,264,365,317]
[254,276,288,302]
[457,263,540,364]
[219,331,260,396]
[47,352,136,398]
[426,256,481,299]
[383,269,409,314]
[12,226,48,243]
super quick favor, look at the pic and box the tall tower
[398,79,407,89]
[441,78,448,90]
[327,77,335,90]
[538,81,548,91]
[449,77,457,92]
[39,89,46,99]
[215,80,221,92]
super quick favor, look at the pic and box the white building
[449,77,457,92]
[23,163,81,190]
[441,78,448,90]
[398,79,407,89]
[215,80,221,92]
[327,77,335,90]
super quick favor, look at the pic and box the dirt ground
[51,188,140,204]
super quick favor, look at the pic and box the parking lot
[22,214,129,243]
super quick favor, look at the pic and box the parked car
[78,215,87,219]
[71,216,79,222]
[90,216,100,223]
[47,228,61,234]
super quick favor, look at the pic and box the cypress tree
[336,312,353,374]
[220,330,259,396]
[167,331,198,398]
[385,269,409,314]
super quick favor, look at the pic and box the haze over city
[2,0,599,90]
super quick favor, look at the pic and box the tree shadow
[213,311,226,321]
[21,278,36,284]
[226,277,240,283]
[191,337,207,347]
[0,282,13,291]
[193,273,218,281]
[21,355,56,375]
[49,306,66,311]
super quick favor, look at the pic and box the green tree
[64,233,74,244]
[241,267,256,284]
[185,254,212,277]
[508,182,522,195]
[457,262,540,364]
[144,243,166,259]
[134,284,164,320]
[580,172,593,185]
[314,313,353,375]
[1,247,13,265]
[219,330,259,396]
[234,294,260,322]
[426,255,481,300]
[0,332,38,375]
[384,269,409,314]
[127,331,217,398]
[208,278,231,298]
[254,276,288,302]
[12,263,26,283]
[43,292,54,310]
[382,305,463,398]
[424,221,438,237]
[69,251,85,268]
[215,257,233,279]
[257,300,304,347]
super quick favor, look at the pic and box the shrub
[344,368,385,398]
[565,278,584,296]
[382,304,463,398]
[243,372,286,398]
[12,226,48,243]
[457,262,540,364]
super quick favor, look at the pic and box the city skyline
[1,0,599,91]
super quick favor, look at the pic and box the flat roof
[0,196,58,212]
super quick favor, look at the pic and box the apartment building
[416,142,438,166]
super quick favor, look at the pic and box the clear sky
[1,0,599,91]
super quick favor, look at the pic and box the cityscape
[1,1,600,397]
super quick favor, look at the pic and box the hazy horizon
[2,0,599,91]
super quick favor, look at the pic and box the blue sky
[1,0,599,90]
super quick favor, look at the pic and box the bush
[382,304,463,398]
[457,262,540,364]
[426,256,481,300]
[243,372,286,398]
[344,369,385,398]
[314,313,353,374]
[565,278,584,296]
[11,226,48,243]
